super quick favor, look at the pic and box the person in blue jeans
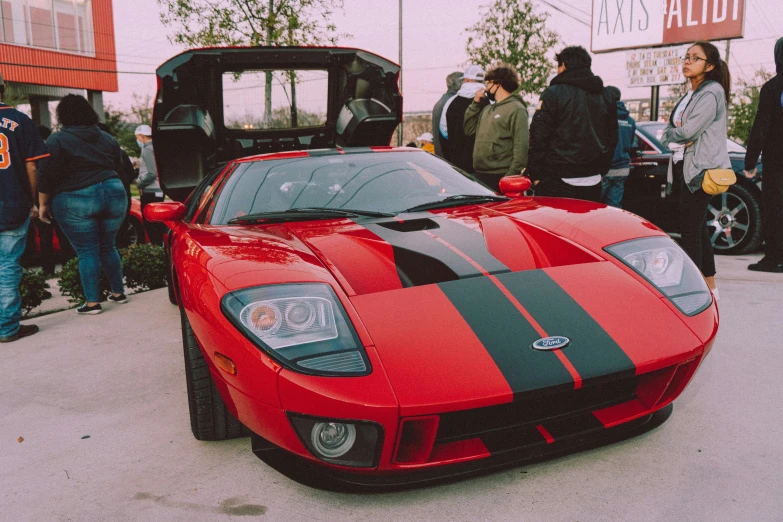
[0,72,49,343]
[38,95,128,315]
[601,86,636,208]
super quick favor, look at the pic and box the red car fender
[169,223,283,414]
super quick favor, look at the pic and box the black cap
[605,85,621,102]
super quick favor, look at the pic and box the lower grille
[436,376,638,443]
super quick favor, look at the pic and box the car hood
[289,198,667,296]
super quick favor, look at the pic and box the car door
[152,47,402,202]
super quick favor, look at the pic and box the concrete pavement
[2,254,782,521]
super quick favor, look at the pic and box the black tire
[167,272,177,305]
[167,261,177,306]
[706,183,763,255]
[180,306,249,441]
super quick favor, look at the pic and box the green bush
[121,243,168,291]
[58,257,112,303]
[57,244,168,303]
[20,270,51,315]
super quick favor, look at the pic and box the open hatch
[152,47,402,201]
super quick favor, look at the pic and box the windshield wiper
[227,207,394,224]
[402,194,509,213]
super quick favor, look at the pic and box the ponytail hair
[692,41,731,104]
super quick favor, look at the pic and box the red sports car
[146,47,718,487]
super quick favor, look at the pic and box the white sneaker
[711,288,720,301]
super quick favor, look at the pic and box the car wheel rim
[706,192,749,251]
[127,222,139,245]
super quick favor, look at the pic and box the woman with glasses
[661,41,731,300]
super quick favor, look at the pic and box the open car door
[152,47,402,201]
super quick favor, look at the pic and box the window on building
[27,0,55,48]
[0,0,94,56]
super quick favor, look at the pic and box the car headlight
[221,283,370,375]
[606,236,712,316]
[288,414,383,468]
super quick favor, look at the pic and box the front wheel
[706,184,762,255]
[180,306,249,441]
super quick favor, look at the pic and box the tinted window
[185,165,228,221]
[209,151,494,224]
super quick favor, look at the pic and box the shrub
[121,243,168,291]
[57,257,112,303]
[57,244,169,303]
[20,270,51,315]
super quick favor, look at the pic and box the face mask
[485,84,498,103]
[137,139,144,149]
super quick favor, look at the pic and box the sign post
[650,85,660,122]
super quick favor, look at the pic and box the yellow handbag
[702,169,736,195]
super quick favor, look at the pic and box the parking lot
[2,253,782,521]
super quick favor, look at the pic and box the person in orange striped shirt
[0,71,49,343]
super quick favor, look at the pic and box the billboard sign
[592,0,746,53]
[626,46,687,87]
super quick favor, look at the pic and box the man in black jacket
[744,37,783,273]
[528,46,618,202]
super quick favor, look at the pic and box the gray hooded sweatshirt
[662,80,731,193]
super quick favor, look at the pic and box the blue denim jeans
[0,217,30,338]
[601,175,628,209]
[53,179,128,303]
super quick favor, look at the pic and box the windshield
[640,123,746,154]
[208,151,495,224]
[726,139,746,153]
[643,123,668,145]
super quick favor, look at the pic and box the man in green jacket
[464,66,529,192]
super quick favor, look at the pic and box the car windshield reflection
[209,151,495,224]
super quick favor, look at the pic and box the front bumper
[248,356,701,489]
[252,404,672,489]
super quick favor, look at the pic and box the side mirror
[144,202,186,223]
[498,175,532,198]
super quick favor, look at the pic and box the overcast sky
[104,0,783,115]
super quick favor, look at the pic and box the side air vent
[377,218,439,232]
[297,351,367,373]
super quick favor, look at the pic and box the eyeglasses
[681,55,707,63]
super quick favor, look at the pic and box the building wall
[0,0,117,92]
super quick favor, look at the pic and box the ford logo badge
[532,336,570,351]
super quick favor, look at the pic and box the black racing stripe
[365,222,484,279]
[438,276,575,394]
[543,412,605,440]
[427,216,510,275]
[495,270,636,385]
